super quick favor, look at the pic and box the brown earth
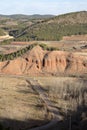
[0,45,87,76]
[63,34,87,41]
[0,76,48,129]
[11,34,87,52]
[0,76,87,130]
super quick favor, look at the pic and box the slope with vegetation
[0,43,58,61]
[0,45,86,76]
[0,14,54,38]
[12,11,87,41]
[1,11,87,42]
[0,28,6,36]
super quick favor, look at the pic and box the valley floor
[0,75,87,130]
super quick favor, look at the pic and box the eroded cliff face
[0,46,87,76]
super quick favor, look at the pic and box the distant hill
[0,14,55,37]
[1,11,87,41]
[10,14,54,20]
[0,14,54,20]
[12,11,87,41]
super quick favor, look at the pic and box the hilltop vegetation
[0,14,54,20]
[0,43,58,61]
[13,11,87,41]
[0,11,87,41]
[0,14,54,37]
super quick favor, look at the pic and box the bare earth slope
[0,46,87,76]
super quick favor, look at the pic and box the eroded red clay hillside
[0,46,87,76]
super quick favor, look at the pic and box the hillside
[0,12,87,130]
[12,11,87,41]
[0,14,54,20]
[0,14,54,39]
[0,45,87,76]
[0,28,6,36]
[0,76,87,130]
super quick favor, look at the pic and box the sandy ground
[0,35,13,41]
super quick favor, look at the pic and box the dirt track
[28,79,62,120]
[26,79,62,130]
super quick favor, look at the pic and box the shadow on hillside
[0,118,49,130]
[0,105,87,130]
[49,105,87,130]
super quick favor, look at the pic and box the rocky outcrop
[0,46,87,76]
[43,51,68,73]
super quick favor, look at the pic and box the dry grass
[0,45,27,54]
[0,76,87,129]
[36,77,87,113]
[0,77,46,121]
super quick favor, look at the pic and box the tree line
[0,43,37,61]
[0,43,58,62]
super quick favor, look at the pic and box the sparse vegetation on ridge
[1,11,87,41]
[0,43,37,61]
[0,11,87,130]
[0,28,6,36]
[0,43,58,61]
[0,39,13,45]
[11,11,87,41]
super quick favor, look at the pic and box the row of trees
[39,43,58,51]
[0,43,58,62]
[0,43,37,62]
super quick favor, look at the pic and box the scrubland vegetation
[38,77,87,111]
[0,43,58,61]
[0,77,87,130]
[0,11,87,41]
[11,11,87,41]
[0,28,5,36]
[14,23,87,41]
[0,11,87,130]
[37,77,87,130]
